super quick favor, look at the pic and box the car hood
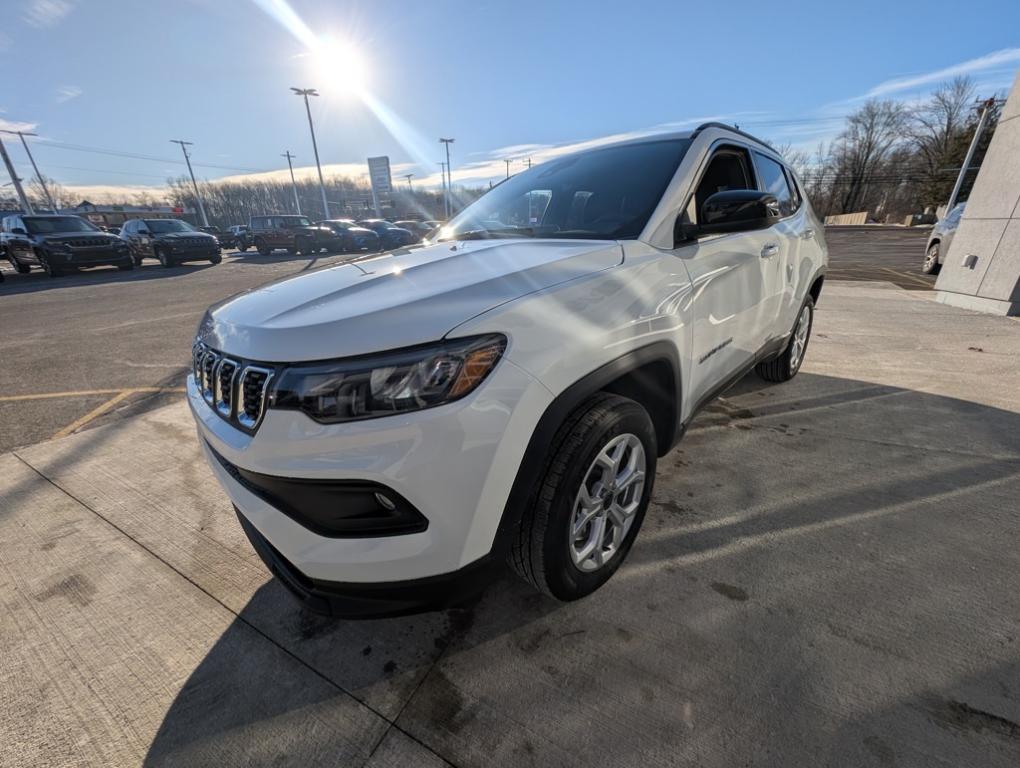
[39,233,121,245]
[200,238,621,361]
[155,231,215,240]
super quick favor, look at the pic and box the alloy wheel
[789,303,811,371]
[569,433,646,572]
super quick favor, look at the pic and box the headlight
[272,334,506,424]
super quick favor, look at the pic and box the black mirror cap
[699,190,780,236]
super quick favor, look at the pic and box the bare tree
[830,99,909,213]
[910,76,975,208]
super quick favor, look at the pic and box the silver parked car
[923,203,965,275]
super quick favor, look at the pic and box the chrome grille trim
[237,366,274,430]
[213,359,238,417]
[200,350,220,403]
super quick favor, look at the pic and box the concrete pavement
[2,280,1019,766]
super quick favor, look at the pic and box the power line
[33,138,271,174]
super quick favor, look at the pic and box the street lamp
[1,129,55,210]
[281,150,301,214]
[404,173,414,193]
[439,137,454,219]
[291,87,330,219]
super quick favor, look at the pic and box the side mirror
[11,227,27,236]
[693,190,781,238]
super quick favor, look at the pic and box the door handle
[760,243,780,258]
[802,228,816,239]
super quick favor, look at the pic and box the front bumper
[235,506,498,617]
[51,247,130,266]
[188,354,552,585]
[167,245,219,261]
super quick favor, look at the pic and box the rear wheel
[510,393,656,601]
[756,296,814,383]
[237,244,248,253]
[256,239,271,256]
[922,242,941,275]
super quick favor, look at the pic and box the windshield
[439,138,690,242]
[282,216,312,227]
[145,219,197,233]
[23,216,98,234]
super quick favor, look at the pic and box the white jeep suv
[188,123,827,617]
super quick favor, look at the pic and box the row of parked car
[0,212,441,280]
[213,216,440,256]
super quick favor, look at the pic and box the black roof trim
[690,122,772,149]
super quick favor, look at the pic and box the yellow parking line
[880,267,934,288]
[51,391,135,439]
[0,386,185,403]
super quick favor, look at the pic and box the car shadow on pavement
[17,371,1015,767]
[0,262,218,296]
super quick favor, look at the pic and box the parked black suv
[121,218,221,267]
[1,214,133,277]
[356,219,415,250]
[249,215,342,256]
[316,220,381,252]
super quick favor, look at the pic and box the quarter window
[754,152,796,216]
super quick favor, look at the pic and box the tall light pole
[439,137,454,219]
[946,97,999,213]
[439,161,447,218]
[504,158,512,179]
[170,139,209,227]
[282,150,301,214]
[1,130,55,210]
[291,87,330,220]
[0,137,32,213]
[403,173,414,193]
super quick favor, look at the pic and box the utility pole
[946,97,998,213]
[439,137,454,220]
[504,158,512,179]
[403,173,414,193]
[281,151,301,214]
[1,130,55,210]
[525,157,532,170]
[0,137,33,214]
[291,87,330,220]
[170,139,209,226]
[439,161,447,218]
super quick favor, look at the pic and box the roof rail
[690,121,769,147]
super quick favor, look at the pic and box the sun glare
[312,38,368,98]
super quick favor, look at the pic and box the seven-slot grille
[177,237,211,247]
[64,238,113,248]
[192,341,274,432]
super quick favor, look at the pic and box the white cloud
[864,48,1020,98]
[0,117,38,133]
[55,85,82,104]
[22,0,75,28]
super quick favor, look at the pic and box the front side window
[280,216,311,228]
[684,147,756,227]
[439,139,691,241]
[23,216,99,234]
[753,152,796,217]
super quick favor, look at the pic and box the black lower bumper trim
[234,507,499,618]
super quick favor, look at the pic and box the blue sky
[2,0,1019,201]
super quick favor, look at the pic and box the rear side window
[753,152,797,216]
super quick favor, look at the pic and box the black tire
[256,240,271,256]
[922,242,941,275]
[117,257,134,271]
[510,392,656,601]
[238,245,248,253]
[132,254,144,267]
[209,252,222,265]
[294,237,310,256]
[10,256,31,274]
[41,255,62,278]
[156,248,173,268]
[756,295,814,383]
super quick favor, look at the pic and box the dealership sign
[367,156,392,216]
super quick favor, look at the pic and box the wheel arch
[491,342,682,559]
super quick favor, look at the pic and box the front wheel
[509,393,656,601]
[11,256,31,274]
[41,255,62,278]
[756,296,814,383]
[209,252,222,265]
[922,243,941,275]
[156,248,174,268]
[117,257,134,271]
[237,245,248,253]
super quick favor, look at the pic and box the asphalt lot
[0,225,932,453]
[2,280,1018,766]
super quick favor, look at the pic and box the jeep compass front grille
[192,341,274,433]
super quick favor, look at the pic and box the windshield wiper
[441,227,534,242]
